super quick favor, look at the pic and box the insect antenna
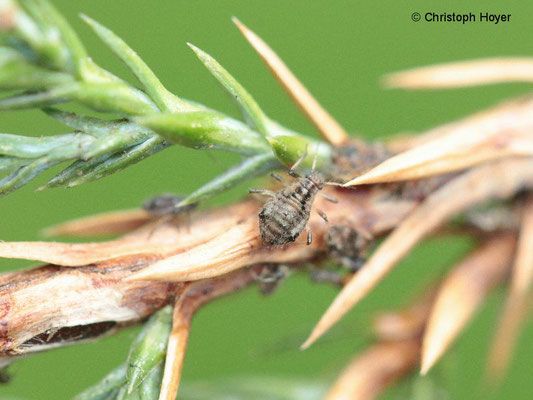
[317,209,328,222]
[311,145,318,171]
[249,188,276,197]
[319,193,339,203]
[288,145,308,178]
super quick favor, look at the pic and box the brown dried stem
[325,339,420,400]
[0,178,433,364]
[303,158,533,349]
[159,269,256,400]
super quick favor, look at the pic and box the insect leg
[306,227,313,245]
[270,173,284,183]
[253,264,291,295]
[310,269,344,287]
[317,209,328,222]
[146,214,173,239]
[319,193,339,203]
[288,169,301,178]
[249,189,276,197]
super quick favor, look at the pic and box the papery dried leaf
[373,288,435,342]
[303,159,533,349]
[345,97,533,186]
[128,184,408,282]
[384,58,533,89]
[509,198,533,297]
[325,340,420,400]
[233,18,350,145]
[159,306,189,400]
[159,269,256,400]
[43,209,153,237]
[0,261,177,355]
[486,296,528,381]
[0,202,258,266]
[486,197,533,379]
[0,0,16,31]
[421,234,516,375]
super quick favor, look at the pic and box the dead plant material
[233,18,351,146]
[325,339,420,400]
[373,288,436,342]
[0,1,15,31]
[127,182,421,282]
[345,96,533,186]
[487,197,533,380]
[384,58,533,89]
[421,234,516,375]
[159,269,256,400]
[0,175,441,368]
[303,159,533,349]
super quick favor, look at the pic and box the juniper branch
[0,0,331,201]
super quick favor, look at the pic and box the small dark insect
[142,194,198,217]
[253,264,291,295]
[0,367,10,384]
[309,268,345,287]
[250,151,337,246]
[325,225,372,272]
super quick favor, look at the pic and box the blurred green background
[1,0,533,399]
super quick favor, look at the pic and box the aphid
[142,194,199,237]
[253,264,291,295]
[325,225,372,272]
[250,150,337,246]
[142,194,198,217]
[308,225,372,287]
[0,367,10,384]
[309,268,345,287]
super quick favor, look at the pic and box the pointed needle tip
[231,16,247,32]
[342,178,363,187]
[380,74,400,88]
[186,42,201,53]
[79,13,93,24]
[126,383,135,395]
[300,338,312,350]
[124,272,145,282]
[300,327,322,350]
